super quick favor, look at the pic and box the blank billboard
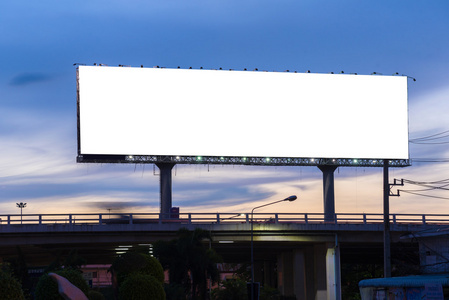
[77,66,408,162]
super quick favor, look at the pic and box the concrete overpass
[1,212,447,299]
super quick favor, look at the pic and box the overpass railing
[1,213,449,226]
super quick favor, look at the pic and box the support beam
[156,163,175,217]
[383,160,391,277]
[318,166,338,222]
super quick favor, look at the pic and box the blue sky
[1,1,449,215]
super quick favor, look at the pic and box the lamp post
[16,202,27,224]
[250,195,297,300]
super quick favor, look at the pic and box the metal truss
[77,154,410,167]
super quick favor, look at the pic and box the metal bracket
[390,179,404,197]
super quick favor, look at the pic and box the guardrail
[1,213,449,226]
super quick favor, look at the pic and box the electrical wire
[410,158,449,163]
[410,140,449,144]
[399,190,449,200]
[395,178,449,200]
[409,129,449,144]
[409,130,449,141]
[402,178,449,185]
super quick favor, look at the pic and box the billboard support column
[156,163,175,218]
[318,165,337,222]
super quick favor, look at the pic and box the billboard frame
[76,154,410,167]
[76,65,410,168]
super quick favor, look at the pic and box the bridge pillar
[277,251,295,297]
[277,248,313,300]
[318,166,338,222]
[300,243,341,300]
[156,163,175,217]
[314,244,328,300]
[293,250,307,299]
[325,242,341,300]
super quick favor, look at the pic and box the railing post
[129,214,133,225]
[275,213,279,224]
[422,215,426,225]
[158,214,162,225]
[304,213,308,224]
[99,214,102,225]
[39,215,42,225]
[69,214,72,225]
[188,213,192,224]
[7,215,10,225]
[246,213,249,224]
[216,214,220,224]
[363,214,367,224]
[392,214,396,225]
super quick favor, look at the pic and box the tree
[154,228,222,299]
[0,268,25,300]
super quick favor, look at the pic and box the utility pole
[383,160,391,277]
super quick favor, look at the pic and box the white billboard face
[77,66,408,160]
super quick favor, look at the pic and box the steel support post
[318,165,338,222]
[156,163,175,218]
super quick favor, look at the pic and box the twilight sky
[1,1,449,216]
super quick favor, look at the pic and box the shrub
[88,290,106,300]
[112,252,164,287]
[212,278,247,300]
[142,254,164,284]
[119,273,165,300]
[0,269,25,300]
[34,268,89,300]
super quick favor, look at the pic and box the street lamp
[16,202,27,224]
[250,195,297,300]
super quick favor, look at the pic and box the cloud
[9,73,52,86]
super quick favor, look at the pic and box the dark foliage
[154,228,222,299]
[0,268,25,300]
[119,273,165,300]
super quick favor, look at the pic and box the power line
[409,129,449,141]
[410,140,449,145]
[410,158,449,163]
[399,190,449,200]
[409,129,449,144]
[402,178,449,185]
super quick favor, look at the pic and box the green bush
[34,269,89,300]
[0,269,25,300]
[119,273,165,300]
[112,252,164,287]
[212,278,247,300]
[142,254,165,284]
[88,289,106,300]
